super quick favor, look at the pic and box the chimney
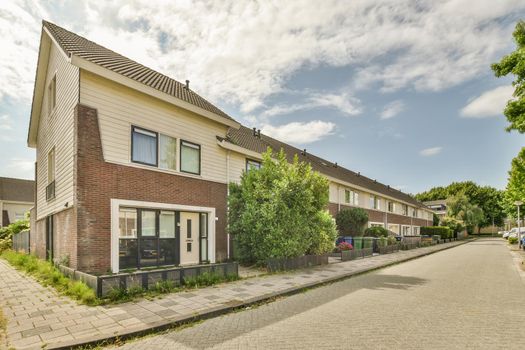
[257,129,261,138]
[334,162,338,168]
[185,80,190,90]
[253,127,257,136]
[302,149,307,156]
[357,172,360,176]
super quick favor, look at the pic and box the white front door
[180,212,200,265]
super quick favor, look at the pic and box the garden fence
[12,230,30,253]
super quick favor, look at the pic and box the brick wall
[75,104,228,274]
[328,202,431,228]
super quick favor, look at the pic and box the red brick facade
[73,104,228,274]
[328,202,431,229]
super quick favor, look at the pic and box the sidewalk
[0,240,468,349]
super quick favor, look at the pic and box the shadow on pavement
[155,273,427,349]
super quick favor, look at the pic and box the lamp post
[516,201,523,249]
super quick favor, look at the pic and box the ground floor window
[119,208,178,270]
[370,222,384,228]
[401,225,411,236]
[413,226,420,235]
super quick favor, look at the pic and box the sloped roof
[42,21,235,122]
[225,126,428,208]
[0,177,34,203]
[423,199,447,206]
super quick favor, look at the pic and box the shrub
[335,208,369,236]
[509,237,518,244]
[439,216,464,237]
[420,226,452,239]
[229,149,337,264]
[364,226,388,238]
[336,242,353,252]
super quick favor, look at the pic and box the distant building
[0,177,35,227]
[423,200,447,220]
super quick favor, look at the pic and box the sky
[0,0,524,194]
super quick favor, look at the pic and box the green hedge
[364,226,388,237]
[420,226,452,239]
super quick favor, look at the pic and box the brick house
[27,21,433,274]
[0,177,34,227]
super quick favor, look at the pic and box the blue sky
[0,0,524,194]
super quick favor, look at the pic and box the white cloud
[5,158,34,175]
[0,115,12,130]
[261,92,361,119]
[419,147,442,156]
[460,85,514,118]
[380,100,404,120]
[1,0,522,115]
[261,120,336,144]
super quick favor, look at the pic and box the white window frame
[48,74,56,115]
[110,199,216,273]
[47,147,55,185]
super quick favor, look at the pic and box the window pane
[246,159,261,171]
[181,141,200,174]
[132,127,157,166]
[187,242,192,252]
[159,134,177,170]
[119,208,137,238]
[141,211,156,237]
[200,238,208,261]
[159,211,175,238]
[139,239,158,267]
[200,213,207,238]
[345,190,350,203]
[48,148,55,183]
[187,219,192,238]
[119,239,137,269]
[159,239,176,265]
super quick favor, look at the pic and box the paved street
[113,239,525,350]
[0,241,466,349]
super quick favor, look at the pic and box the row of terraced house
[26,21,434,275]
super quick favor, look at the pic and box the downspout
[226,150,231,260]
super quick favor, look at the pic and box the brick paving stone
[112,239,525,350]
[0,240,467,349]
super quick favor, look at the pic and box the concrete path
[0,240,467,349]
[112,238,525,350]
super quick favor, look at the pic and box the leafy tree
[416,181,505,229]
[335,208,369,236]
[432,213,440,226]
[492,20,525,133]
[446,194,484,234]
[439,216,465,238]
[504,147,525,219]
[228,148,337,264]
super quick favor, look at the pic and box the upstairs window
[159,134,177,171]
[345,190,351,204]
[180,140,201,175]
[48,75,56,115]
[132,126,158,166]
[402,204,408,216]
[246,159,261,172]
[388,201,395,213]
[370,195,380,210]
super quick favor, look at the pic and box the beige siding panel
[80,71,229,183]
[228,152,246,184]
[328,183,339,203]
[36,43,79,220]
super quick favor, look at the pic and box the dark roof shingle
[225,126,427,208]
[43,21,235,122]
[0,177,35,203]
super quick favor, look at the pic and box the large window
[118,208,178,270]
[246,159,261,172]
[402,204,408,216]
[180,140,201,174]
[370,195,380,210]
[344,189,359,205]
[132,126,158,166]
[159,134,177,170]
[387,201,395,213]
[47,148,55,184]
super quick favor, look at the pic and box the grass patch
[1,250,99,305]
[1,250,241,305]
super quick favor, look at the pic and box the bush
[439,216,464,237]
[335,208,369,236]
[420,226,452,239]
[364,226,388,237]
[509,237,518,244]
[0,218,30,253]
[229,149,337,264]
[183,272,239,289]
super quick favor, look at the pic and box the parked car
[498,230,506,236]
[503,231,511,239]
[521,236,525,250]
